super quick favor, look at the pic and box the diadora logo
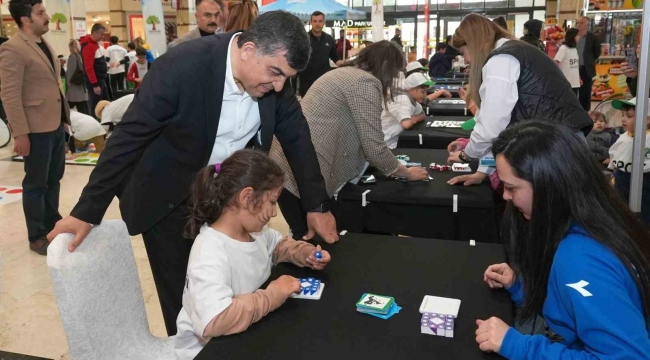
[566,280,593,297]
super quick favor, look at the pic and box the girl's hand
[476,317,510,353]
[306,245,331,270]
[483,263,515,289]
[270,275,301,298]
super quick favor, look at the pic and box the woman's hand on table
[476,317,510,353]
[395,165,429,181]
[447,141,466,153]
[447,150,462,164]
[306,245,331,270]
[483,263,515,289]
[447,172,487,186]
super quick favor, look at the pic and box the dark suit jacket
[71,32,329,235]
[581,32,602,78]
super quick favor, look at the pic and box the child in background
[127,47,151,88]
[67,110,107,157]
[428,43,452,78]
[586,111,617,165]
[175,150,331,360]
[609,97,650,228]
[126,42,136,66]
[554,28,580,96]
[382,73,431,149]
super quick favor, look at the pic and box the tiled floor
[0,139,290,359]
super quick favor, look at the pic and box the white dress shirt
[208,33,261,165]
[464,38,520,174]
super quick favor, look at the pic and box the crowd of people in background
[1,0,650,358]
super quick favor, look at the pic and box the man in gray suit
[168,0,224,49]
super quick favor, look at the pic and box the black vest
[487,41,593,135]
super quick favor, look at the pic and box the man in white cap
[381,72,433,149]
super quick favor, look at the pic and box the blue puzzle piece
[300,278,321,295]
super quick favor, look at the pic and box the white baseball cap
[403,73,435,90]
[612,97,650,116]
[405,61,428,74]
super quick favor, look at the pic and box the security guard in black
[297,28,341,97]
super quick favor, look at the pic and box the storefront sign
[589,0,644,10]
[327,19,394,28]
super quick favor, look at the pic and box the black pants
[579,66,593,111]
[68,100,89,117]
[278,188,339,239]
[110,72,126,94]
[85,78,110,120]
[141,202,194,336]
[22,124,65,242]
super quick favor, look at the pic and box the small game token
[315,251,322,259]
[469,240,476,247]
[406,162,422,167]
[340,230,348,235]
[452,163,471,173]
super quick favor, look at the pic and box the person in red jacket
[81,23,109,118]
[127,47,151,89]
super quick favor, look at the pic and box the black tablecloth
[428,84,461,98]
[398,115,472,149]
[428,98,470,116]
[432,77,466,85]
[196,233,513,360]
[337,149,500,242]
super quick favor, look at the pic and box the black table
[336,149,500,242]
[431,77,466,85]
[428,98,470,116]
[428,84,462,98]
[196,233,513,360]
[398,115,472,149]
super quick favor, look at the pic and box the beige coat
[0,29,70,137]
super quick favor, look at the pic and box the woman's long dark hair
[184,149,285,239]
[341,40,405,103]
[564,28,579,48]
[493,121,650,323]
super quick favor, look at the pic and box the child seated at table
[608,97,650,228]
[586,111,617,165]
[428,42,452,78]
[381,73,431,149]
[477,121,650,359]
[174,150,331,360]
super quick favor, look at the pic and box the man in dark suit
[576,16,601,111]
[48,11,339,335]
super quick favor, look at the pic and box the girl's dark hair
[341,40,406,103]
[564,28,579,48]
[493,121,650,323]
[493,16,508,30]
[184,149,285,239]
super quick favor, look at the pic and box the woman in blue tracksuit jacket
[476,121,650,359]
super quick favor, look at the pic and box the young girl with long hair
[477,121,650,358]
[175,150,331,359]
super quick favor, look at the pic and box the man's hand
[447,140,466,153]
[447,150,463,164]
[109,63,117,69]
[93,86,101,95]
[621,62,638,79]
[305,211,339,244]
[47,216,93,252]
[448,172,487,186]
[13,135,30,157]
[134,78,141,83]
[335,60,344,66]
